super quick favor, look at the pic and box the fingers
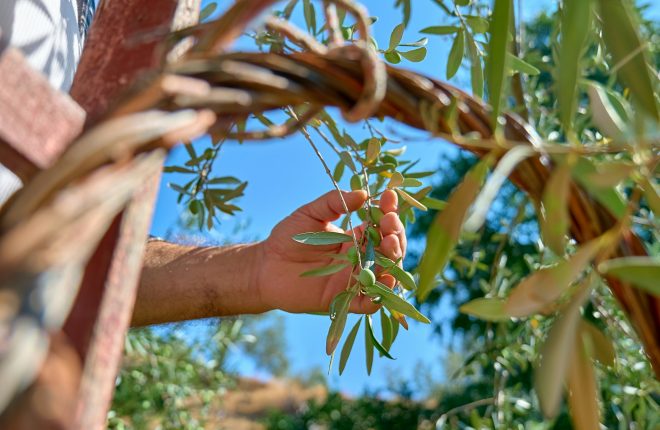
[350,274,396,314]
[379,189,398,214]
[299,190,367,223]
[377,194,407,261]
[380,234,403,261]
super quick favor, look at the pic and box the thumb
[299,189,367,222]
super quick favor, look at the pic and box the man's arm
[133,189,407,326]
[132,241,266,326]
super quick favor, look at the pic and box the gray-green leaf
[301,263,349,277]
[447,29,465,79]
[339,317,362,375]
[293,232,354,245]
[365,282,430,324]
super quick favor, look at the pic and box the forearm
[132,240,267,326]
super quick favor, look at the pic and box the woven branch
[0,4,657,414]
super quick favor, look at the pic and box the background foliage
[110,0,659,428]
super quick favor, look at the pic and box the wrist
[246,241,273,314]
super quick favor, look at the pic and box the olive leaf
[365,315,394,359]
[447,28,465,79]
[364,315,374,375]
[505,233,613,317]
[339,317,362,375]
[597,0,659,119]
[365,282,430,324]
[380,308,393,353]
[459,297,509,322]
[421,25,460,35]
[535,281,592,418]
[540,161,571,256]
[566,331,601,430]
[417,154,494,300]
[293,232,354,245]
[485,0,512,125]
[395,188,427,211]
[300,263,348,277]
[326,291,354,355]
[558,0,593,134]
[580,319,615,367]
[598,256,660,296]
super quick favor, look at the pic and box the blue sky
[149,0,657,397]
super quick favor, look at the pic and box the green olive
[358,268,376,286]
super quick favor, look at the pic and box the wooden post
[62,1,201,428]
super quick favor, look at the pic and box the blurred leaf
[540,162,571,255]
[455,0,470,6]
[389,23,406,51]
[395,0,411,26]
[420,25,460,35]
[388,172,404,188]
[369,206,384,224]
[169,183,194,196]
[384,50,402,64]
[199,2,217,21]
[399,47,427,62]
[303,0,317,34]
[184,143,197,160]
[208,176,242,185]
[466,32,484,98]
[365,315,394,359]
[395,188,428,210]
[447,28,466,79]
[580,320,615,367]
[485,0,512,125]
[365,282,430,323]
[465,15,489,33]
[465,146,534,232]
[301,263,349,277]
[164,166,195,174]
[339,317,362,375]
[339,151,356,172]
[597,0,659,119]
[558,0,593,133]
[333,161,345,182]
[326,291,353,355]
[351,174,365,191]
[399,37,428,47]
[586,81,626,137]
[401,178,423,188]
[598,256,660,296]
[505,234,611,317]
[639,176,660,214]
[535,281,591,418]
[567,331,601,430]
[572,157,627,217]
[366,138,381,164]
[420,196,447,210]
[417,155,493,300]
[507,53,540,76]
[293,232,353,245]
[584,160,634,188]
[459,297,509,321]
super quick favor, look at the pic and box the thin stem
[438,397,494,421]
[287,107,363,268]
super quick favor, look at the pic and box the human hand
[254,189,407,314]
